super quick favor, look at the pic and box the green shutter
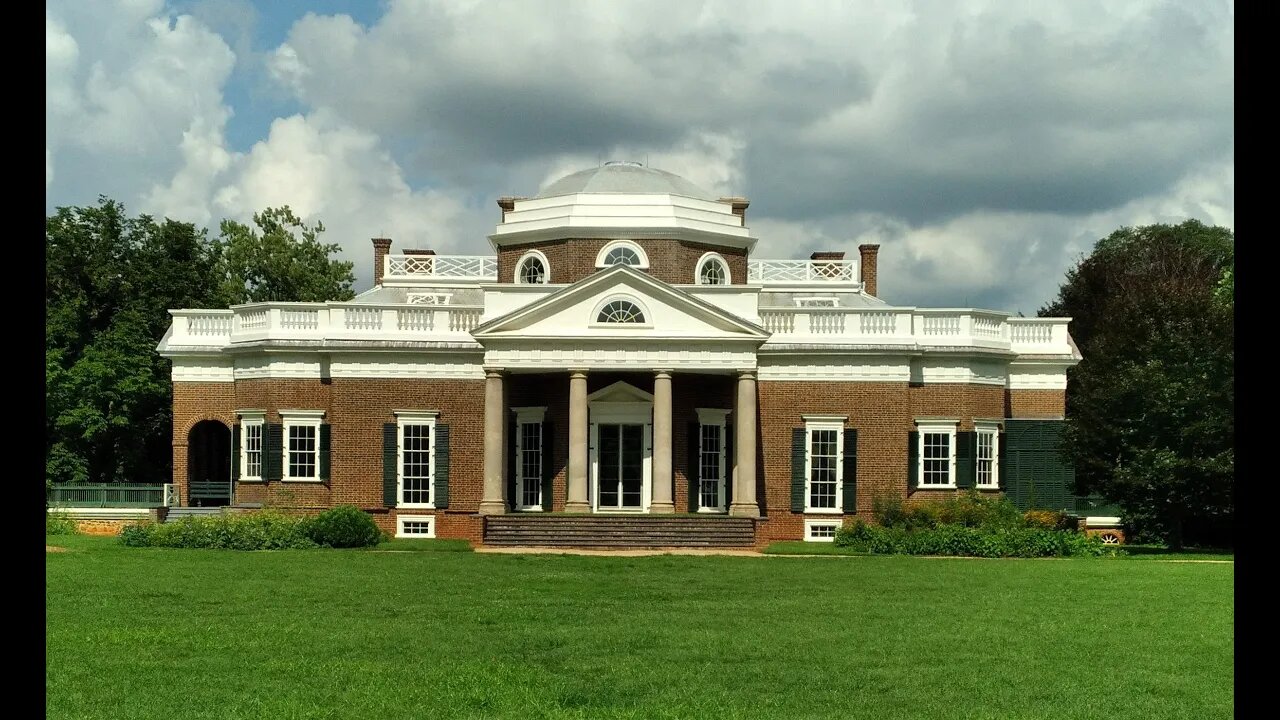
[265,423,284,482]
[434,424,450,509]
[231,424,241,481]
[541,420,555,512]
[1004,420,1072,512]
[318,423,331,482]
[955,431,976,489]
[997,432,1008,490]
[382,423,398,508]
[842,429,858,513]
[907,431,919,493]
[790,428,806,513]
[687,421,700,513]
[507,418,518,511]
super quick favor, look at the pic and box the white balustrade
[748,259,858,284]
[384,254,497,280]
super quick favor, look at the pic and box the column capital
[736,369,757,381]
[568,368,589,379]
[483,366,505,378]
[653,369,674,378]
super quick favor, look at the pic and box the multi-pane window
[976,427,999,488]
[805,520,839,542]
[286,423,318,481]
[518,256,547,284]
[807,424,842,511]
[396,516,435,538]
[698,255,728,285]
[596,300,646,323]
[242,421,263,480]
[519,421,543,509]
[604,246,642,266]
[918,425,957,487]
[700,424,723,509]
[400,422,433,506]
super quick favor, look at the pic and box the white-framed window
[515,250,550,284]
[695,252,731,285]
[396,411,438,509]
[595,240,649,269]
[795,297,838,308]
[238,411,265,482]
[281,410,324,482]
[917,421,958,488]
[396,515,436,538]
[513,407,546,510]
[592,295,650,325]
[407,292,451,305]
[696,408,729,512]
[805,416,846,513]
[804,519,841,542]
[976,422,1000,489]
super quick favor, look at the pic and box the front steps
[483,514,757,549]
[163,507,224,523]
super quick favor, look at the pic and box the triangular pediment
[471,265,768,342]
[587,381,654,403]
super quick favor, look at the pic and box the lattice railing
[748,259,857,284]
[385,254,497,279]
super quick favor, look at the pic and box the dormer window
[516,250,550,284]
[595,241,649,269]
[696,253,731,285]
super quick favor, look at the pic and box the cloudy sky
[46,0,1233,313]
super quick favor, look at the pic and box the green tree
[214,207,354,304]
[1042,220,1234,548]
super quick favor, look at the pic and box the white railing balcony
[748,259,859,285]
[166,303,484,347]
[384,254,497,282]
[759,307,1073,355]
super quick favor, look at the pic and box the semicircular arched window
[518,255,547,284]
[699,258,727,285]
[603,246,643,267]
[596,300,646,324]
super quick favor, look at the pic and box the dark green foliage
[119,513,317,550]
[1042,220,1234,548]
[303,505,385,548]
[213,207,354,304]
[46,513,79,536]
[834,519,1109,557]
[872,491,1023,531]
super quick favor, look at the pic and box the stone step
[483,514,757,548]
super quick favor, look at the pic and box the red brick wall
[495,239,748,286]
[1006,389,1066,417]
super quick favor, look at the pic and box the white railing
[758,308,1071,354]
[168,303,486,346]
[384,254,497,281]
[748,259,858,285]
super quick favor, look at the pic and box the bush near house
[847,492,1109,557]
[118,506,387,550]
[46,513,78,536]
[303,505,386,548]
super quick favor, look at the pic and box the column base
[649,502,675,514]
[477,501,507,516]
[564,501,590,513]
[729,503,760,518]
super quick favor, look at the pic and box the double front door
[594,423,647,511]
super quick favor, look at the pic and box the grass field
[46,535,1233,719]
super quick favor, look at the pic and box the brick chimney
[402,249,436,256]
[497,196,526,222]
[859,244,881,297]
[719,197,750,224]
[372,238,392,286]
[809,251,845,261]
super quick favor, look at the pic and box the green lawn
[46,535,1234,720]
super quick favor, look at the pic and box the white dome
[537,161,717,201]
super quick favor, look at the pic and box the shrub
[303,505,384,548]
[1023,510,1064,529]
[118,512,317,550]
[46,512,78,536]
[835,519,1110,558]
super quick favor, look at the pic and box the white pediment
[587,381,654,403]
[471,265,768,343]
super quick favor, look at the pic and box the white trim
[757,356,913,383]
[589,389,652,513]
[514,249,551,284]
[594,240,650,269]
[589,294,653,327]
[172,357,235,382]
[974,422,1001,489]
[514,407,547,511]
[694,408,730,512]
[804,420,844,514]
[280,413,323,483]
[916,421,958,489]
[237,412,266,483]
[802,414,849,422]
[397,415,437,509]
[695,252,732,285]
[804,518,842,542]
[395,515,437,538]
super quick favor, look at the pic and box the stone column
[478,368,507,515]
[565,370,591,513]
[650,370,675,514]
[730,370,760,518]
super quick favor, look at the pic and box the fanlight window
[596,300,646,324]
[604,246,643,266]
[518,256,546,284]
[700,259,727,285]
